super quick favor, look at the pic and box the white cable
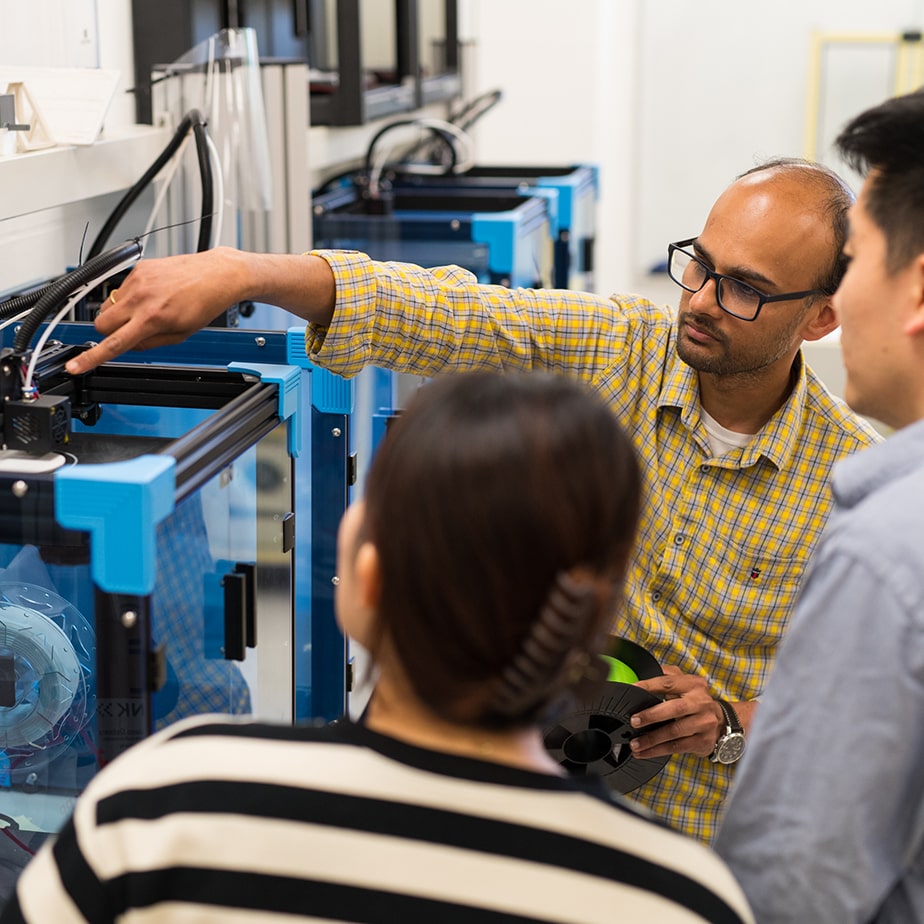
[145,129,222,251]
[368,140,399,199]
[0,308,32,333]
[414,118,476,174]
[23,250,143,392]
[24,300,88,392]
[142,133,192,240]
[397,162,461,176]
[204,35,218,125]
[205,132,225,250]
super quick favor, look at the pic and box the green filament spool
[600,654,639,684]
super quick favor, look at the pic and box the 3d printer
[0,244,315,899]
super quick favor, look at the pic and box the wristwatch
[709,699,746,765]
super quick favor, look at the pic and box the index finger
[65,330,133,375]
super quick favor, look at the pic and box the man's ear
[355,541,382,609]
[801,296,839,343]
[903,252,924,337]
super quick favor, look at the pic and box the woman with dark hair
[2,371,753,924]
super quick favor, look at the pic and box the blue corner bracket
[284,327,355,415]
[55,455,176,596]
[227,361,303,458]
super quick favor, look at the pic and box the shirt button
[674,534,686,546]
[651,590,662,602]
[700,464,709,473]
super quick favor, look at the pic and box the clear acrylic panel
[0,395,294,904]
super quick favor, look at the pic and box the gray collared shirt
[716,418,924,924]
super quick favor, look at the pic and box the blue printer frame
[392,163,599,291]
[0,343,310,899]
[311,184,557,289]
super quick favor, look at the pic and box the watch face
[716,732,746,764]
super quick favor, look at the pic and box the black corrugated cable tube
[0,287,45,321]
[3,113,214,323]
[12,240,143,353]
[86,109,213,259]
[190,116,213,251]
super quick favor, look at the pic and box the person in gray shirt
[715,88,924,923]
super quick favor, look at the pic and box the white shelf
[0,124,171,221]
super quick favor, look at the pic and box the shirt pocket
[690,528,809,650]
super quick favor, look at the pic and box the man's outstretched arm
[65,248,336,375]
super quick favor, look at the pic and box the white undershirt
[700,407,756,457]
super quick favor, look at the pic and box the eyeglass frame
[666,237,830,321]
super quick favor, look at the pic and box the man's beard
[676,310,799,378]
[675,311,736,374]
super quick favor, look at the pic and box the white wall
[0,1,164,293]
[635,0,924,287]
[460,0,640,298]
[461,0,924,305]
[0,0,138,133]
[95,0,137,131]
[0,0,101,68]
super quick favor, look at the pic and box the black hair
[835,89,924,272]
[361,371,641,728]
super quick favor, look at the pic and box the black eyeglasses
[667,238,828,321]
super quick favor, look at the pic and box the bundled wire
[86,109,213,259]
[12,240,144,384]
[363,118,458,177]
[0,288,44,323]
[364,118,476,199]
[0,109,217,326]
[314,90,503,200]
[139,131,224,252]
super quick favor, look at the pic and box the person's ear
[903,252,924,337]
[801,296,839,343]
[355,541,382,609]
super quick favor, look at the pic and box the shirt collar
[832,416,923,509]
[657,341,808,471]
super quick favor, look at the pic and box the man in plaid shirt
[66,159,881,842]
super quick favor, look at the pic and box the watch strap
[717,698,743,734]
[709,698,745,763]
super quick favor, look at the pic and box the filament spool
[0,584,93,759]
[543,635,670,793]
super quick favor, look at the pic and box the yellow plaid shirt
[305,251,882,842]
